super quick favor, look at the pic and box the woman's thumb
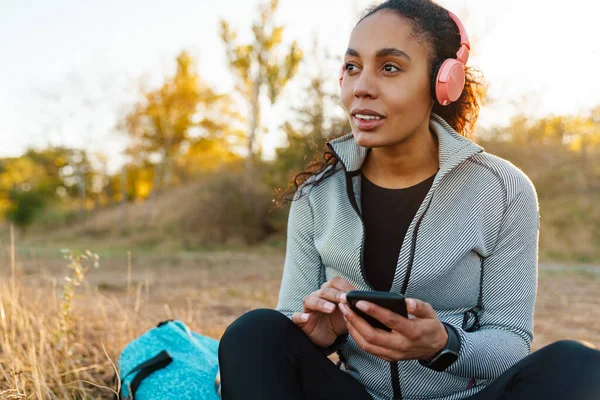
[406,298,436,319]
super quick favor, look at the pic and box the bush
[5,188,49,231]
[181,169,279,247]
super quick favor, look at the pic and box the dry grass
[0,245,282,399]
[0,243,598,399]
[0,277,119,399]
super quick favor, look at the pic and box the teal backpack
[116,319,221,400]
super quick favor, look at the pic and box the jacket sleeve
[274,187,347,355]
[443,173,540,380]
[275,187,325,318]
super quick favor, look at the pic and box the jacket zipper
[401,199,433,294]
[345,171,403,400]
[391,362,402,400]
[327,131,481,399]
[327,143,434,400]
[344,171,375,291]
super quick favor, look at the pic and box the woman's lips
[353,115,385,131]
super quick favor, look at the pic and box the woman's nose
[353,71,378,99]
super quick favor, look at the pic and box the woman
[218,0,600,399]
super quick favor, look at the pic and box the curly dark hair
[273,0,487,208]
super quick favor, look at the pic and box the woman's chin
[353,131,383,148]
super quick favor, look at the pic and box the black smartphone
[345,290,408,332]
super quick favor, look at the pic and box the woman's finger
[303,294,337,314]
[318,287,346,303]
[345,312,401,361]
[291,311,311,325]
[328,276,357,293]
[339,303,389,346]
[319,277,356,305]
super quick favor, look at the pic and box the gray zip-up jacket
[275,113,540,400]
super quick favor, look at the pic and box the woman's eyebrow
[345,47,411,61]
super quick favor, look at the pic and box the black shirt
[361,171,437,292]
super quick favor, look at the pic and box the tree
[0,153,61,231]
[220,0,303,179]
[267,39,350,201]
[5,188,47,231]
[122,50,235,192]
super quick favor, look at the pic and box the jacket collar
[326,113,484,175]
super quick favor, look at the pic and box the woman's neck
[360,124,439,189]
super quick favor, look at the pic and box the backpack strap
[119,350,173,399]
[156,319,173,328]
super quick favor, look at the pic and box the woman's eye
[383,64,400,73]
[345,63,358,72]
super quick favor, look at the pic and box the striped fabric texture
[275,113,540,400]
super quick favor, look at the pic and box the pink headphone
[338,9,470,107]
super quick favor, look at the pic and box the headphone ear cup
[338,65,345,87]
[435,58,466,106]
[430,61,443,103]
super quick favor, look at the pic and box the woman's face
[341,10,434,148]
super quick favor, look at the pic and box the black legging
[218,308,600,400]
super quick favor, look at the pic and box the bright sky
[1,0,599,172]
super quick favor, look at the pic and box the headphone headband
[446,10,470,65]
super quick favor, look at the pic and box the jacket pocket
[462,306,481,332]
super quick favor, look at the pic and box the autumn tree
[267,42,350,197]
[220,0,303,179]
[0,148,72,230]
[122,50,239,194]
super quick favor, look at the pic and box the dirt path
[7,249,600,350]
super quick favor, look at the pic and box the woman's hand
[338,298,448,362]
[291,277,356,348]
